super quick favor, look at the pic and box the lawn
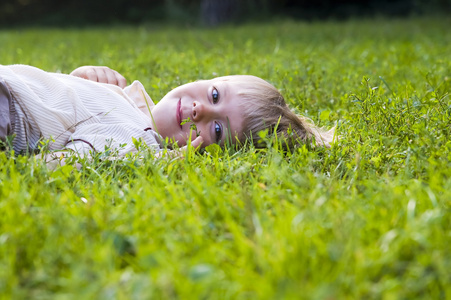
[0,17,450,299]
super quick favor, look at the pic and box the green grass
[0,17,450,299]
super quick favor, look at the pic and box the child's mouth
[177,98,182,129]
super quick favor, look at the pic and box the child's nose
[192,101,211,122]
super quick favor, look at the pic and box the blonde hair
[221,75,335,149]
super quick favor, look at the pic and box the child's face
[150,77,245,147]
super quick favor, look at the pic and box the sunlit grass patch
[0,17,450,299]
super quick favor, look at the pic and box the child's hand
[186,135,204,150]
[176,136,204,158]
[155,136,204,159]
[70,66,127,88]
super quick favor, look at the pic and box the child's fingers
[156,137,204,160]
[95,68,108,84]
[71,66,127,88]
[104,68,118,85]
[69,66,86,78]
[99,67,127,88]
[178,136,203,155]
[84,68,98,82]
[190,136,204,149]
[115,71,127,88]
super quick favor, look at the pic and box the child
[0,65,334,160]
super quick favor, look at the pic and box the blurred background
[0,0,450,27]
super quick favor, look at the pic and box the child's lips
[177,98,182,129]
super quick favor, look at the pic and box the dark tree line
[0,0,449,27]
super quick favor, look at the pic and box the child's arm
[70,66,127,88]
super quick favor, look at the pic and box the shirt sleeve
[123,81,155,117]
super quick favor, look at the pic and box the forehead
[210,76,248,94]
[211,75,246,84]
[212,79,247,145]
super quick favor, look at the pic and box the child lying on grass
[0,65,335,162]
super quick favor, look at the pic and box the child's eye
[214,122,222,142]
[212,87,219,104]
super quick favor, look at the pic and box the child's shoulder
[123,80,155,117]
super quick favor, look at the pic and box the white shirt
[0,65,162,155]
